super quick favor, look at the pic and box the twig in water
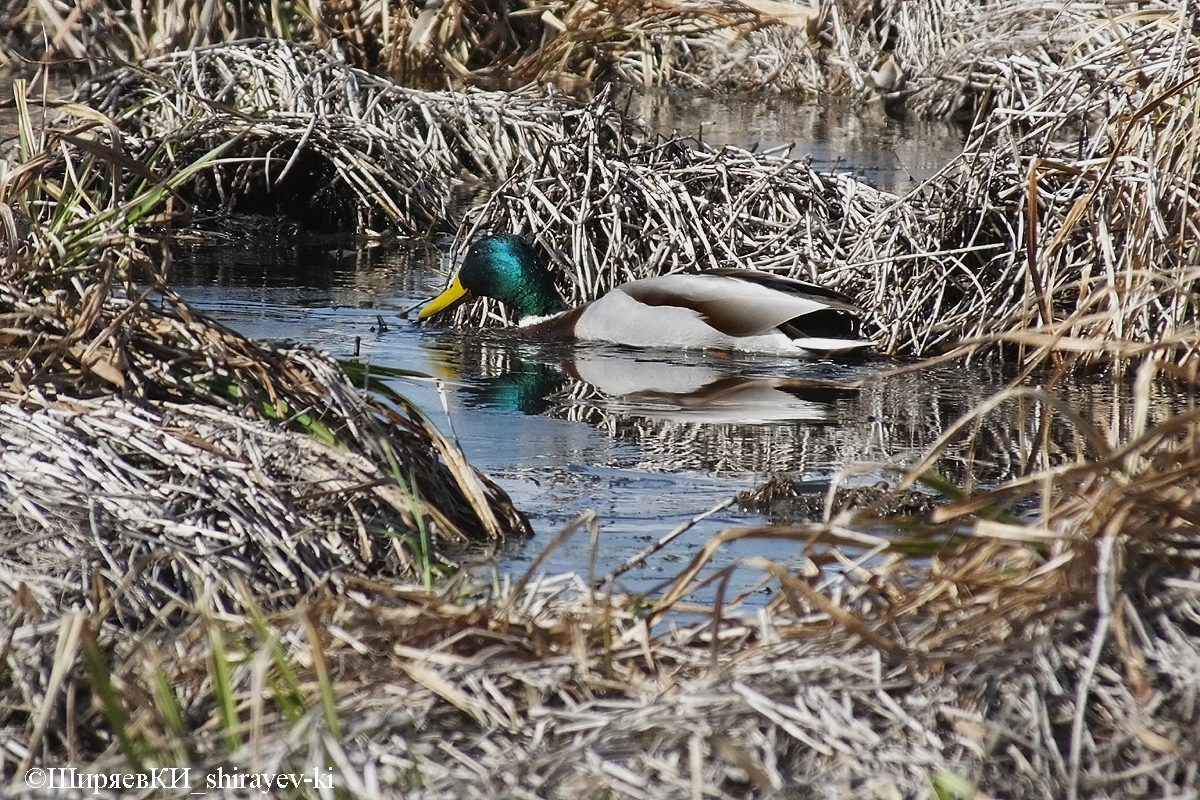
[598,497,735,586]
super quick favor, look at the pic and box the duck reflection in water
[432,336,862,427]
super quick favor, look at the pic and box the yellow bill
[418,276,470,319]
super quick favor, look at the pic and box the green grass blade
[123,136,237,225]
[238,585,307,725]
[915,470,1023,526]
[208,622,241,753]
[152,665,188,739]
[303,615,342,740]
[80,625,143,772]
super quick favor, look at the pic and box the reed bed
[386,0,756,87]
[380,0,1200,128]
[922,2,1200,366]
[54,27,1200,361]
[0,0,338,66]
[562,0,1139,116]
[1,0,789,91]
[0,283,531,615]
[0,73,531,620]
[66,38,636,235]
[4,0,1168,124]
[2,7,1199,800]
[821,0,1132,121]
[449,116,959,354]
[4,373,1198,797]
[36,18,1200,362]
[420,3,1200,363]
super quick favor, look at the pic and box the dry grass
[18,14,1198,363]
[58,38,638,236]
[2,6,1199,800]
[4,372,1198,797]
[923,2,1200,365]
[0,0,1171,125]
[0,71,531,617]
[0,0,319,65]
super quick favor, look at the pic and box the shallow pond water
[634,90,966,195]
[171,233,1195,605]
[169,229,1004,604]
[168,99,1177,605]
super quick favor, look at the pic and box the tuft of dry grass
[0,68,531,619]
[4,376,1198,797]
[61,38,640,235]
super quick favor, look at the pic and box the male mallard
[419,233,872,356]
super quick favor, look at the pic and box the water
[168,99,988,603]
[169,238,1016,604]
[634,90,966,195]
[171,233,1193,606]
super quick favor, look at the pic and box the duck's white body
[522,271,873,356]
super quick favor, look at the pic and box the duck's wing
[617,270,861,338]
[698,269,861,311]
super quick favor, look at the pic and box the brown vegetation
[0,2,1198,799]
[64,39,633,235]
[5,377,1198,796]
[0,76,531,607]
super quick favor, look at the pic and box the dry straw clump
[0,283,531,612]
[925,2,1200,364]
[68,38,638,235]
[0,0,796,91]
[2,0,1169,123]
[0,267,532,617]
[0,77,531,620]
[5,401,1198,800]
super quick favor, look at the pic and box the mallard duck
[419,233,873,356]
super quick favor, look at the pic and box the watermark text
[22,766,334,794]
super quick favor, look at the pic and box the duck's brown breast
[517,306,587,341]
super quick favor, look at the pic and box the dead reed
[34,15,1200,363]
[3,0,1168,126]
[0,74,531,623]
[922,2,1200,366]
[5,370,1197,797]
[65,38,638,235]
[447,109,954,352]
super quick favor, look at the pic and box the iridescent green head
[419,233,568,321]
